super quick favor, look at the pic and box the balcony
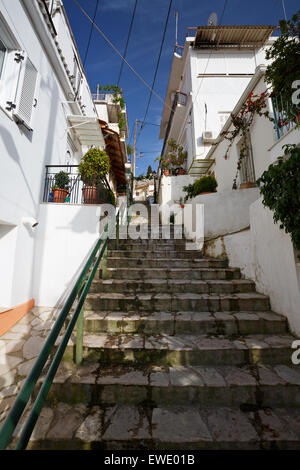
[42,165,113,205]
[271,94,298,140]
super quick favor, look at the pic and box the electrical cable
[117,0,138,86]
[72,0,173,113]
[83,0,99,67]
[137,0,173,140]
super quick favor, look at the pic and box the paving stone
[169,366,204,386]
[220,366,256,386]
[273,365,300,385]
[97,367,148,386]
[192,367,226,387]
[202,407,259,442]
[23,336,44,360]
[31,407,54,440]
[46,403,87,439]
[255,408,297,441]
[18,358,38,377]
[75,407,102,441]
[102,405,151,440]
[152,407,212,443]
[149,367,169,387]
[257,365,286,385]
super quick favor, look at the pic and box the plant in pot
[165,138,187,175]
[52,171,70,203]
[183,175,217,202]
[78,148,110,204]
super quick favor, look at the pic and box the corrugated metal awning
[67,115,105,147]
[188,158,215,176]
[193,25,275,49]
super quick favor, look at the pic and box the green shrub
[53,171,70,190]
[257,144,300,258]
[78,148,110,185]
[183,175,218,201]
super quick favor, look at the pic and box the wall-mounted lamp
[22,217,39,228]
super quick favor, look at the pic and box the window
[0,39,6,79]
[218,112,231,132]
[237,134,256,185]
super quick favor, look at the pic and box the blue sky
[64,0,299,176]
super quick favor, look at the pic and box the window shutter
[13,53,38,130]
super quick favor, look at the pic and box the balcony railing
[42,165,113,205]
[271,94,297,140]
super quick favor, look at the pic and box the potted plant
[52,171,70,203]
[183,175,218,202]
[78,148,110,204]
[165,138,187,175]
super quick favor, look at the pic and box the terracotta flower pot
[53,188,69,203]
[82,186,98,204]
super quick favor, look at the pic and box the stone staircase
[22,226,300,450]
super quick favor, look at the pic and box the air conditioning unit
[202,131,215,144]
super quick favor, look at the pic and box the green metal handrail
[0,203,125,450]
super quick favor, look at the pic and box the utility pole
[132,118,139,196]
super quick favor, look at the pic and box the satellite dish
[207,12,218,26]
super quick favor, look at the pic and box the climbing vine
[221,91,274,189]
[257,144,300,258]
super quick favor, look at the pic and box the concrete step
[90,279,256,295]
[83,310,287,336]
[100,267,242,280]
[110,238,187,247]
[107,249,201,259]
[106,257,228,269]
[65,333,294,366]
[42,363,300,408]
[84,292,270,313]
[20,403,300,450]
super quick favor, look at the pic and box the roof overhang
[67,115,105,147]
[159,38,193,140]
[99,120,126,188]
[193,25,275,50]
[188,158,215,176]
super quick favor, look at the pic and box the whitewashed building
[0,0,127,316]
[158,25,275,205]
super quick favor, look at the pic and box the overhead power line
[117,0,138,86]
[138,0,173,139]
[72,0,173,113]
[83,0,99,67]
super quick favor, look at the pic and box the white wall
[158,174,196,206]
[185,187,260,240]
[0,0,97,308]
[33,204,102,307]
[250,198,300,336]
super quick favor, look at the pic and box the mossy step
[65,333,295,366]
[43,363,300,408]
[100,267,241,280]
[19,403,300,450]
[107,250,201,259]
[106,257,228,269]
[90,279,256,295]
[83,310,287,336]
[84,292,270,313]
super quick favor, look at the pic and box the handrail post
[102,225,108,280]
[116,211,120,250]
[75,284,85,365]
